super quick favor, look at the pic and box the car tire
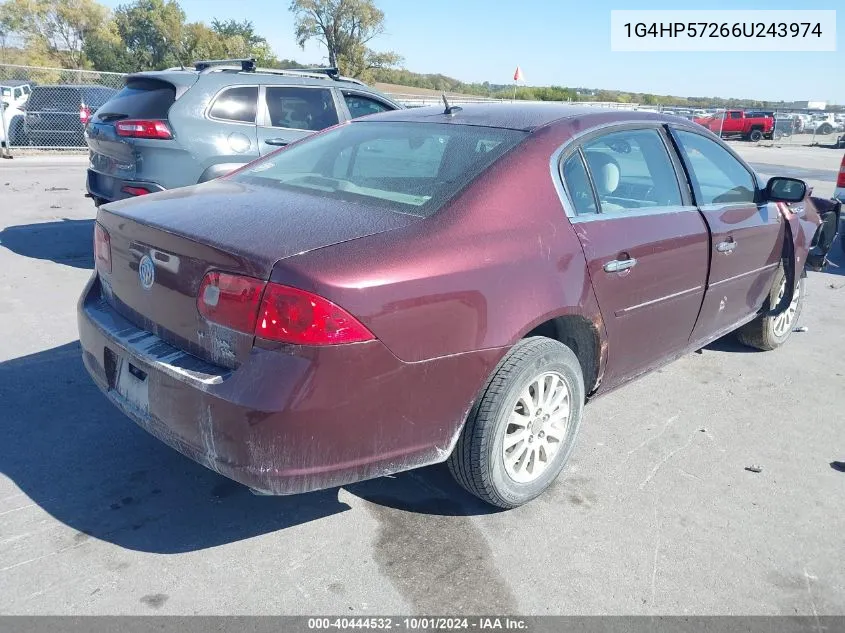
[749,129,763,142]
[447,336,585,509]
[736,266,804,351]
[817,123,833,136]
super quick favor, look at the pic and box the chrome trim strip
[616,285,703,316]
[710,262,778,287]
[572,205,700,222]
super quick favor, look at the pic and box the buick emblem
[138,255,155,290]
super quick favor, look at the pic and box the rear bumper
[77,274,502,494]
[87,168,166,203]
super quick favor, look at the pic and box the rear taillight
[256,283,374,345]
[80,105,91,125]
[197,272,265,333]
[94,223,111,273]
[837,155,845,188]
[115,119,173,140]
[121,185,150,196]
[196,272,374,345]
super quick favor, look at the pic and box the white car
[0,82,31,108]
[0,101,26,146]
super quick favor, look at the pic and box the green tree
[210,17,277,66]
[288,0,402,80]
[0,0,108,68]
[111,0,185,70]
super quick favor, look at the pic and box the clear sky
[99,0,843,103]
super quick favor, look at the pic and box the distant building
[789,100,827,110]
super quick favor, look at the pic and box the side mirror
[766,176,806,203]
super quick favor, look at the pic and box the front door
[560,126,710,388]
[669,128,785,342]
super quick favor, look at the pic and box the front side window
[580,128,683,213]
[673,129,756,205]
[209,86,258,123]
[343,92,393,119]
[233,121,526,217]
[264,87,338,131]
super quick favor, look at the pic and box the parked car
[23,84,117,147]
[84,59,402,206]
[78,104,825,509]
[0,80,31,108]
[694,109,774,141]
[836,153,845,250]
[0,100,27,147]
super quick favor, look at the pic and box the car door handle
[264,138,289,146]
[603,258,638,273]
[716,240,737,253]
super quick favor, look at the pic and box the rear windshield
[232,121,527,217]
[27,88,81,111]
[94,79,174,120]
[82,87,117,108]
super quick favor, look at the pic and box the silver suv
[85,59,402,205]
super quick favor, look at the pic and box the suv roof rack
[190,58,367,86]
[194,58,257,72]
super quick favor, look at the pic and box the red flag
[513,66,524,82]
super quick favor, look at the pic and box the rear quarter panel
[269,123,607,368]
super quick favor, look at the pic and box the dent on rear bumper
[77,274,505,494]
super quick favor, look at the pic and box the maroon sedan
[78,104,822,508]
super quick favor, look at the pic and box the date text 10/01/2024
[307,617,528,630]
[622,22,823,38]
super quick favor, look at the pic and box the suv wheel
[447,337,585,509]
[749,129,763,142]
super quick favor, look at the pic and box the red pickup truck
[694,110,774,142]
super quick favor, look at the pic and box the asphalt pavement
[0,151,843,615]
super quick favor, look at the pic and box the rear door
[669,127,785,341]
[560,125,710,387]
[256,85,340,155]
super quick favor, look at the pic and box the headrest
[585,151,620,196]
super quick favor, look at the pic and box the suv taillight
[80,104,91,125]
[838,155,845,188]
[94,223,111,273]
[196,272,374,346]
[115,119,173,139]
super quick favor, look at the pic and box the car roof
[30,84,116,90]
[362,102,683,131]
[127,69,399,105]
[0,80,30,87]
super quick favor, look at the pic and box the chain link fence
[1,64,125,153]
[2,62,843,154]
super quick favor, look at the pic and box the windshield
[231,121,528,217]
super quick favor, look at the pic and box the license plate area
[105,347,150,412]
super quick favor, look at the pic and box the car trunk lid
[96,180,419,368]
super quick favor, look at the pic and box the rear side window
[561,152,597,216]
[581,129,683,212]
[208,86,258,123]
[96,79,174,119]
[343,91,393,119]
[264,87,338,131]
[673,130,756,205]
[234,121,526,217]
[27,88,81,111]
